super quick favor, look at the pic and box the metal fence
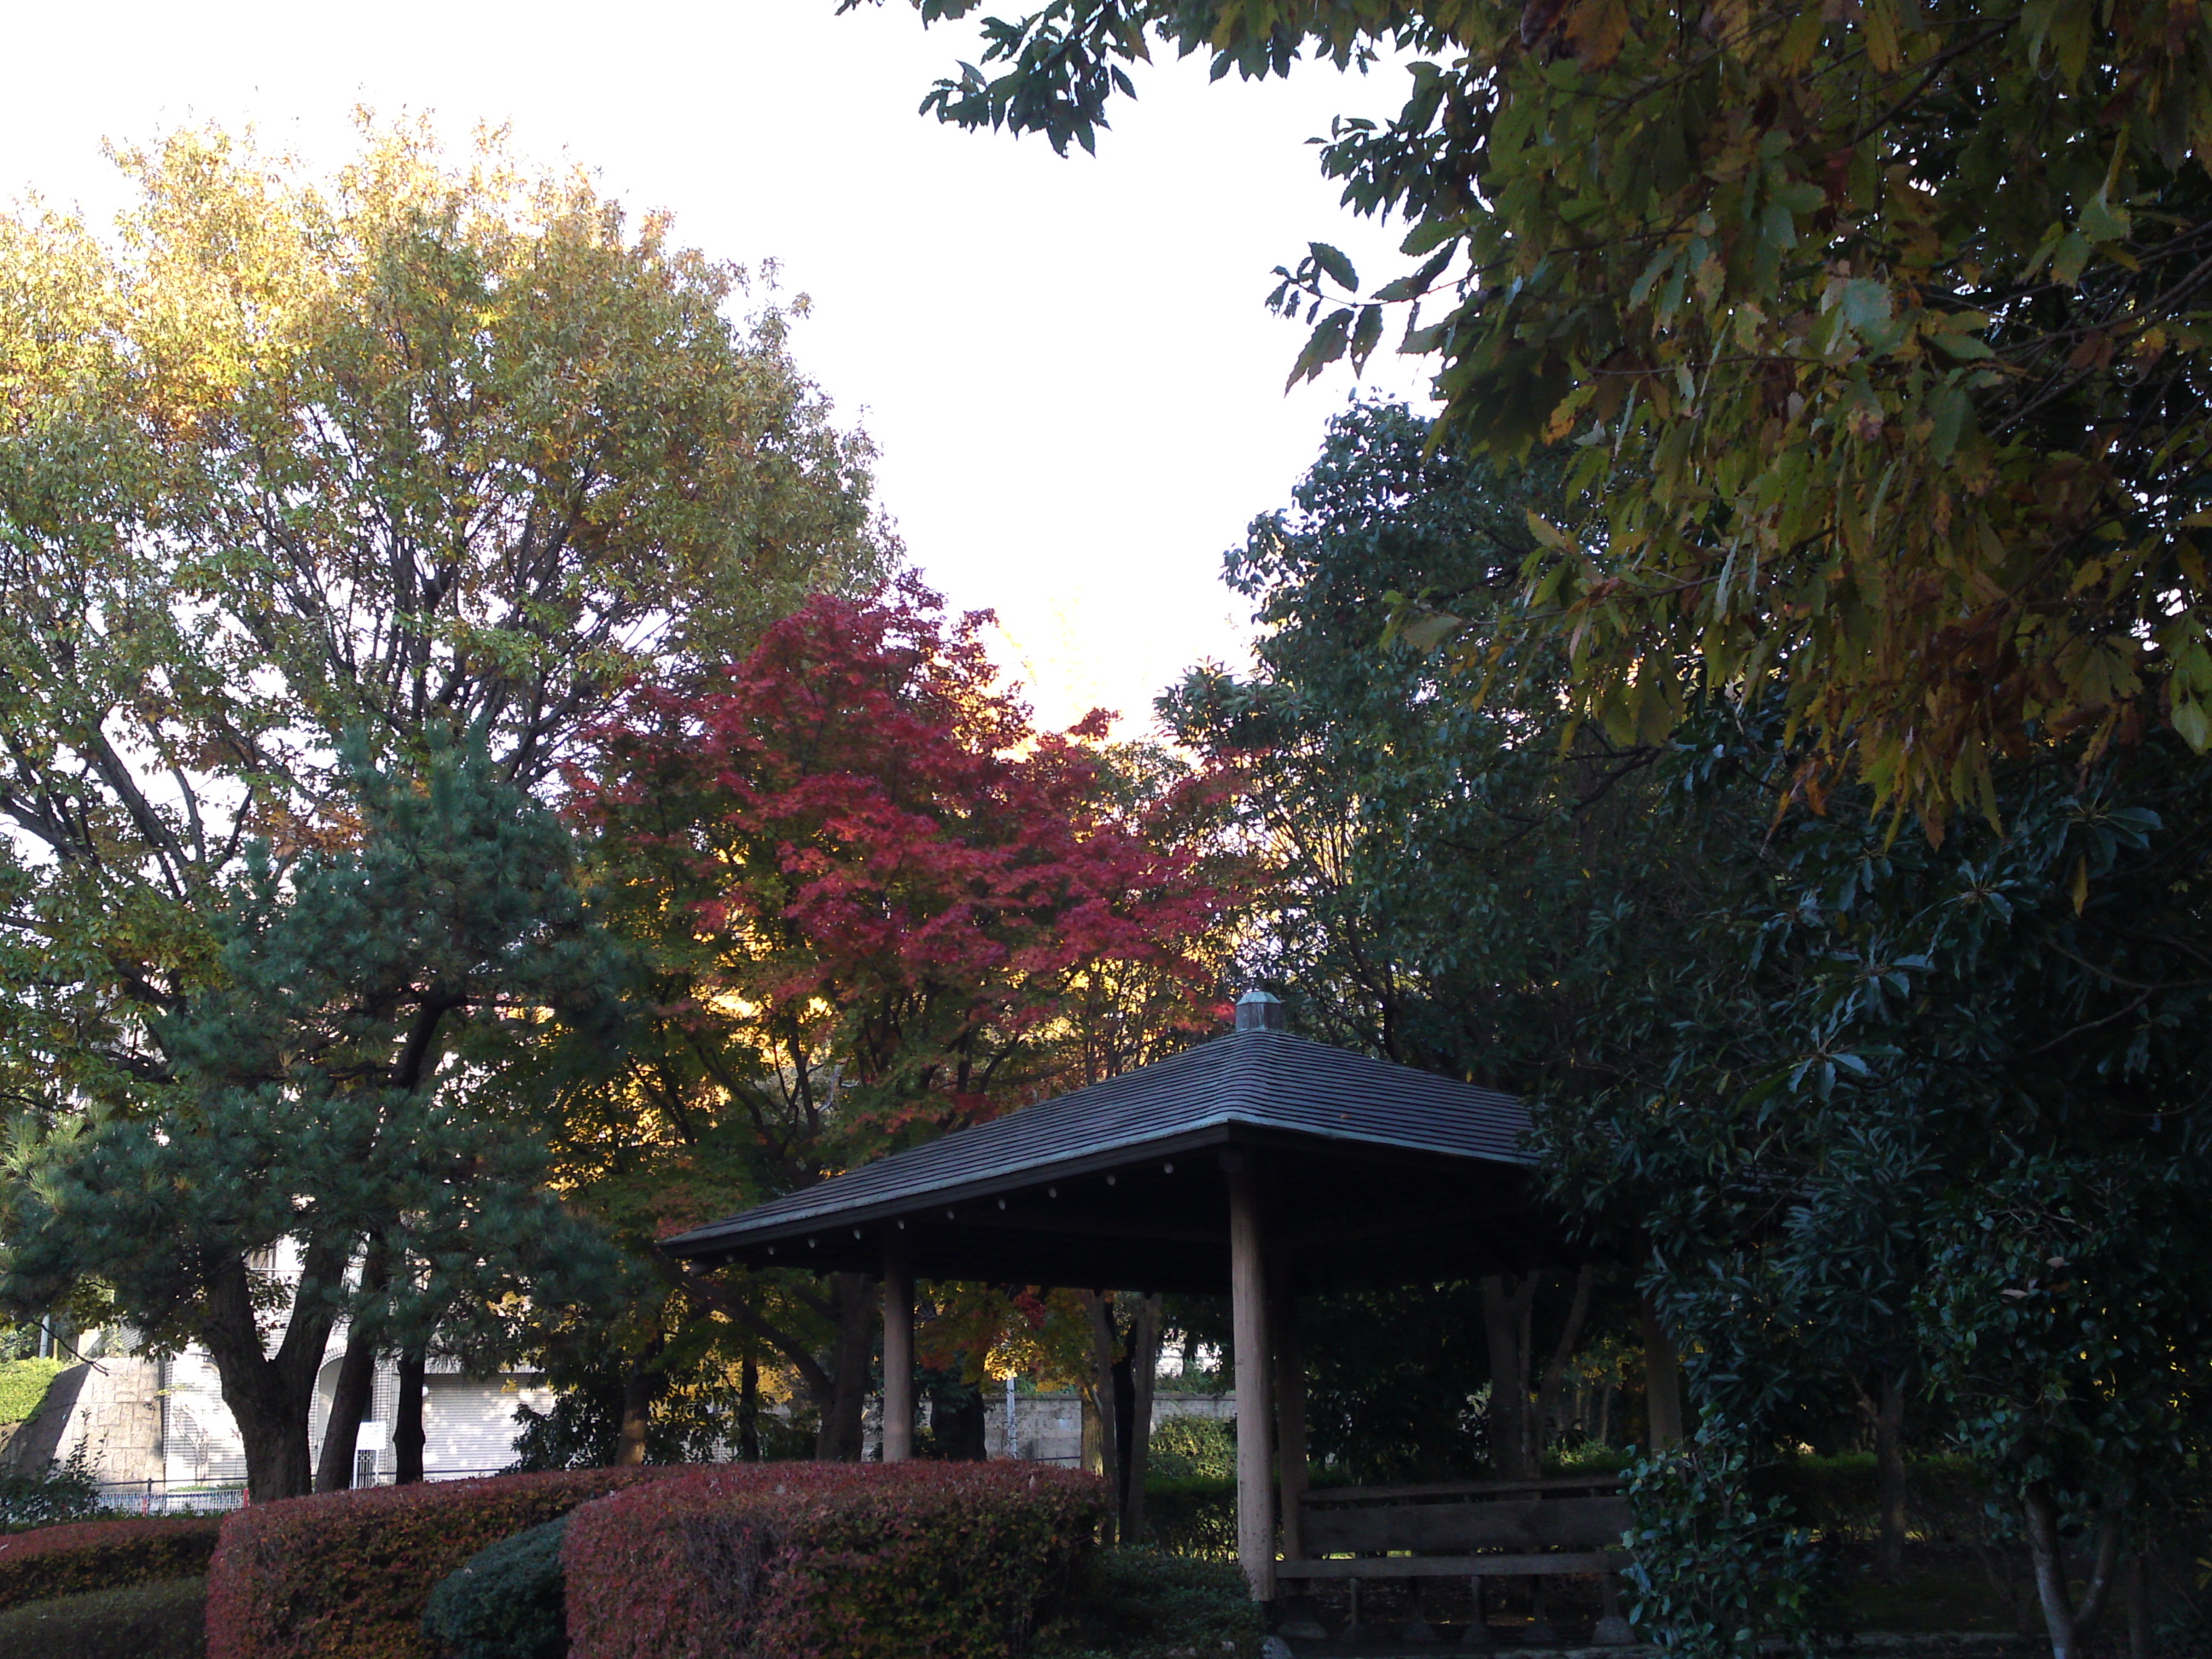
[93,1480,247,1516]
[91,1465,523,1515]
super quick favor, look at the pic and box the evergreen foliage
[421,1517,570,1659]
[0,741,625,1498]
[1174,398,2212,1655]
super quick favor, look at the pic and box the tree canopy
[1179,396,2212,1656]
[887,0,2212,822]
[0,117,888,1125]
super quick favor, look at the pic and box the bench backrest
[1301,1491,1631,1556]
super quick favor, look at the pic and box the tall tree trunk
[1639,1297,1685,1449]
[393,1342,427,1484]
[1481,1274,1540,1478]
[1535,1265,1595,1455]
[1864,1371,1910,1584]
[202,1242,349,1501]
[1122,1295,1161,1544]
[739,1348,760,1462]
[814,1272,876,1461]
[2023,1482,2126,1659]
[616,1365,656,1466]
[313,1237,389,1494]
[312,1324,378,1493]
[1082,1291,1124,1541]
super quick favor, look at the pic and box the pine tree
[1,740,623,1499]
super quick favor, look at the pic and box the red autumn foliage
[574,578,1239,1215]
[562,1459,1107,1659]
[0,1514,222,1611]
[204,1466,671,1659]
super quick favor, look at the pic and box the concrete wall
[981,1388,1236,1464]
[1,1356,164,1484]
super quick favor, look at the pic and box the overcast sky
[3,0,1431,733]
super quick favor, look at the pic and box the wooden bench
[1278,1475,1635,1646]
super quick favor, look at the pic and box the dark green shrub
[1039,1547,1265,1659]
[0,1573,207,1659]
[1146,1416,1234,1481]
[0,1444,102,1530]
[1141,1477,1236,1559]
[422,1516,567,1659]
[0,1514,222,1610]
[1621,1438,1836,1659]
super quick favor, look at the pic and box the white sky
[2,0,1434,735]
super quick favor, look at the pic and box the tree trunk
[814,1272,876,1461]
[1535,1264,1595,1455]
[928,1367,990,1460]
[2023,1482,2126,1659]
[393,1343,427,1484]
[1867,1371,1910,1584]
[616,1365,656,1466]
[202,1243,349,1502]
[1082,1291,1123,1540]
[313,1237,390,1494]
[312,1322,378,1493]
[1481,1274,1539,1478]
[1123,1295,1161,1544]
[739,1348,760,1462]
[1639,1297,1685,1449]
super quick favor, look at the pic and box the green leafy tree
[1534,709,2212,1658]
[1171,398,2212,1655]
[1167,401,1680,1479]
[0,742,624,1500]
[0,115,887,1128]
[881,0,2212,818]
[0,118,884,1484]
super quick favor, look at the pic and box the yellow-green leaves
[0,117,887,1121]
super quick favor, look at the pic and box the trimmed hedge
[206,1467,669,1659]
[564,1461,1109,1659]
[0,1515,223,1612]
[0,1573,208,1658]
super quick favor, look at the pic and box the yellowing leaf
[1565,0,1630,67]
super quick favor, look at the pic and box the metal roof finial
[1235,987,1285,1033]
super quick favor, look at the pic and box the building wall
[981,1389,1236,1464]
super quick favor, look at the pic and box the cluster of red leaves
[562,1459,1107,1659]
[575,579,1238,1190]
[205,1467,671,1659]
[0,1514,222,1611]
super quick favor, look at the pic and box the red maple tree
[561,579,1240,1457]
[580,576,1232,1158]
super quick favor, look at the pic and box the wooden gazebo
[659,991,1580,1600]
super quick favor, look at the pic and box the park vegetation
[2,9,2209,1657]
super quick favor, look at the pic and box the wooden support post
[1640,1296,1684,1449]
[882,1232,915,1463]
[1271,1252,1307,1563]
[1227,1153,1277,1600]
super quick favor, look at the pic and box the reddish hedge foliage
[564,1461,1109,1659]
[0,1515,223,1611]
[206,1467,670,1659]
